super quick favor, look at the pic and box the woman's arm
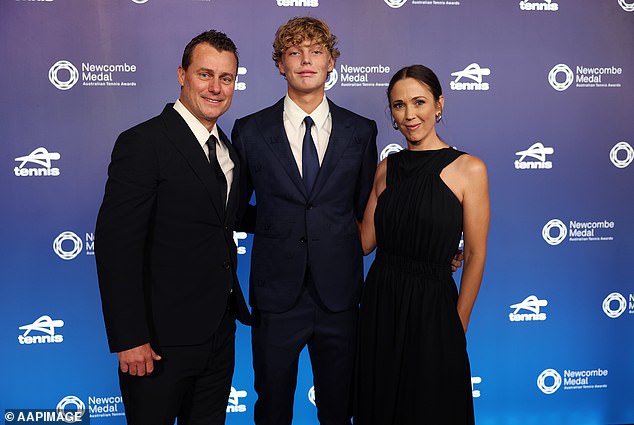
[455,155,490,333]
[357,158,387,255]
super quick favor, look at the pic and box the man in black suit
[232,17,377,425]
[95,30,249,425]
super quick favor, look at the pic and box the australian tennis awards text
[576,66,622,84]
[563,368,608,388]
[569,220,614,239]
[88,395,124,417]
[82,62,137,86]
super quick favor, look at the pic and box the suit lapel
[159,105,225,221]
[309,100,353,200]
[257,99,307,197]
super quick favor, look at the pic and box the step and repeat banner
[1,0,633,424]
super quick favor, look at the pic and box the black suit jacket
[232,98,377,313]
[96,104,249,353]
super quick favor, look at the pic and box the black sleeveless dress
[354,148,475,424]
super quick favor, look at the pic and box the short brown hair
[272,17,340,67]
[182,30,239,70]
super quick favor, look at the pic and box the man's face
[277,39,334,97]
[177,43,237,131]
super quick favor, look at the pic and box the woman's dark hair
[387,65,443,103]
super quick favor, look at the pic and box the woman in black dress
[355,65,490,424]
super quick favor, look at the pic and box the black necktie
[302,116,319,193]
[207,134,227,209]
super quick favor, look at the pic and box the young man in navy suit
[232,17,377,425]
[96,30,250,425]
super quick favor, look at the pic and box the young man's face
[177,43,237,131]
[277,39,335,97]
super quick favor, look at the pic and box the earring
[392,120,398,130]
[435,112,442,123]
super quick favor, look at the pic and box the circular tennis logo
[308,386,316,406]
[618,0,634,12]
[380,143,404,161]
[537,369,562,394]
[602,292,627,318]
[609,141,634,168]
[542,219,567,245]
[548,64,574,91]
[384,0,408,8]
[53,231,83,260]
[325,69,338,91]
[49,60,79,91]
[56,396,85,423]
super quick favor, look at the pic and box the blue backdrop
[1,1,633,424]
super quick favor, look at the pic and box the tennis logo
[515,142,554,170]
[542,218,615,244]
[384,0,408,8]
[53,231,83,260]
[618,0,634,12]
[538,367,609,393]
[548,64,574,91]
[49,59,138,89]
[14,147,61,177]
[520,0,559,11]
[235,67,248,91]
[380,143,404,161]
[509,295,548,321]
[602,292,631,318]
[53,231,94,260]
[227,387,247,413]
[609,141,633,168]
[49,61,79,90]
[18,315,64,345]
[542,219,566,245]
[325,69,338,91]
[537,369,561,394]
[234,232,248,255]
[56,396,86,423]
[471,376,482,398]
[450,63,490,91]
[549,63,623,90]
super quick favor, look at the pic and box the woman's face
[389,77,443,147]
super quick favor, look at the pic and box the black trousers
[119,307,236,425]
[252,277,358,425]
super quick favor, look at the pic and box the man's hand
[451,249,464,273]
[118,343,161,376]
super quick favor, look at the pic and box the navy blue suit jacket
[232,98,378,313]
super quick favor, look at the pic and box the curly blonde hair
[272,17,340,69]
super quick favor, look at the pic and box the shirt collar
[173,99,219,146]
[283,95,330,131]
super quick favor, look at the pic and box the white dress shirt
[283,95,332,177]
[173,100,233,206]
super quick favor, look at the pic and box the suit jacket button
[223,261,231,269]
[299,237,307,243]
